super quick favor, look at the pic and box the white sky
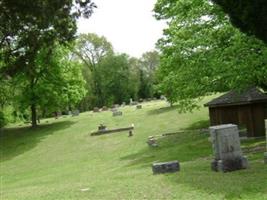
[77,0,166,58]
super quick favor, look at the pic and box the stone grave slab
[72,110,79,116]
[112,111,122,117]
[136,105,142,109]
[93,107,100,112]
[152,161,180,174]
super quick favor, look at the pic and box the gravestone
[93,107,99,112]
[112,111,122,117]
[136,105,142,109]
[147,136,158,147]
[131,101,138,106]
[121,102,126,107]
[160,95,166,100]
[130,98,133,105]
[264,120,267,164]
[152,161,180,174]
[210,124,248,172]
[72,110,79,116]
[111,107,118,113]
[102,106,108,111]
[98,124,106,131]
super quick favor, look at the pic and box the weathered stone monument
[98,124,107,131]
[160,95,166,100]
[102,106,108,111]
[210,124,248,172]
[264,120,267,164]
[72,110,79,116]
[136,105,142,109]
[111,107,118,113]
[152,161,180,174]
[147,136,158,147]
[112,111,122,117]
[93,107,100,112]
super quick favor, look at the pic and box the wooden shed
[204,87,267,137]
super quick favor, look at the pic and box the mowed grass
[1,97,267,200]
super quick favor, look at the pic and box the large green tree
[154,0,267,111]
[138,51,160,99]
[0,0,95,77]
[16,46,86,126]
[0,0,95,126]
[74,33,113,106]
[212,0,267,43]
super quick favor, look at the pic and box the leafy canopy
[154,0,267,111]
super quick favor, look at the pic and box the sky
[77,0,166,58]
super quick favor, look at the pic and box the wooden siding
[208,103,267,137]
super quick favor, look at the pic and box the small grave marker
[93,107,99,112]
[147,136,158,147]
[152,161,180,174]
[72,110,79,116]
[102,106,108,111]
[98,124,106,131]
[136,105,142,109]
[112,111,122,117]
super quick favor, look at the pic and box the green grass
[1,97,267,200]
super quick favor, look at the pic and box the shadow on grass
[120,131,211,168]
[165,158,267,199]
[182,119,210,130]
[147,105,179,115]
[0,121,75,162]
[121,121,267,199]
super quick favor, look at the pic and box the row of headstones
[93,104,142,116]
[153,123,252,174]
[54,110,80,118]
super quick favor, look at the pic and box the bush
[0,111,6,128]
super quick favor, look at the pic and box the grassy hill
[1,97,267,200]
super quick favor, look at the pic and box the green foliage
[8,45,87,126]
[0,0,95,77]
[212,0,267,43]
[154,0,267,111]
[0,110,6,128]
[75,34,160,108]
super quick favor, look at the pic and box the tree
[138,51,160,98]
[0,0,95,127]
[74,33,113,106]
[16,46,86,126]
[98,54,132,105]
[154,0,267,111]
[211,0,267,43]
[0,0,95,77]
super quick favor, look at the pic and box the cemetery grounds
[1,97,267,200]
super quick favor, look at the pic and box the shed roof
[204,87,267,107]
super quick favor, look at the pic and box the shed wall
[209,103,266,137]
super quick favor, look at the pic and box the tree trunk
[31,104,37,127]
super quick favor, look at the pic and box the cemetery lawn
[1,98,267,200]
